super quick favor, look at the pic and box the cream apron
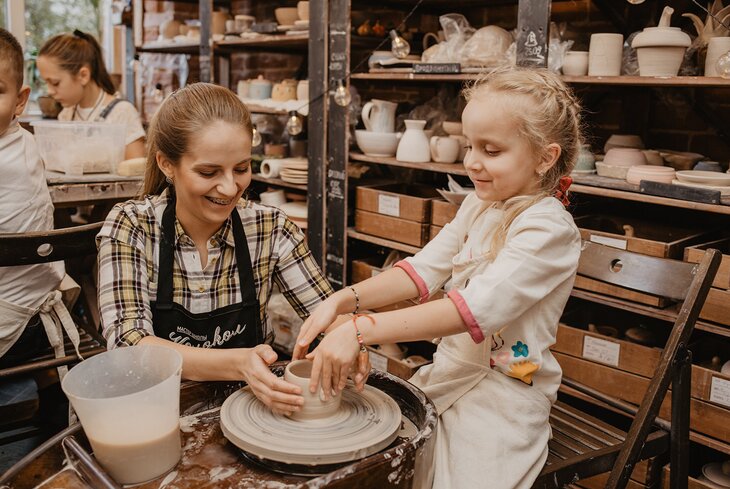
[0,275,82,380]
[409,244,552,489]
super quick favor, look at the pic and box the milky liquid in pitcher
[85,408,181,485]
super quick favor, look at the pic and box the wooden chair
[0,222,107,442]
[534,241,720,489]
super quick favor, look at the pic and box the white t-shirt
[59,94,145,146]
[0,120,65,308]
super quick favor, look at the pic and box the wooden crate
[684,237,730,289]
[355,210,430,247]
[574,215,707,259]
[573,275,671,308]
[429,225,442,241]
[430,199,459,227]
[351,257,387,284]
[367,341,435,381]
[699,287,730,326]
[575,456,662,488]
[662,465,721,489]
[355,184,440,223]
[554,352,730,444]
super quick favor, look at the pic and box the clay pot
[632,7,691,77]
[396,120,430,163]
[603,148,647,167]
[589,33,624,76]
[562,51,589,76]
[604,134,644,153]
[284,360,342,420]
[274,7,298,26]
[297,1,310,21]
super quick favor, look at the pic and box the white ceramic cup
[429,136,460,163]
[284,360,342,420]
[562,51,589,76]
[260,189,286,206]
[589,33,624,76]
[705,37,730,76]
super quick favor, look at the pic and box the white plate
[675,170,730,186]
[702,462,730,488]
[436,189,472,206]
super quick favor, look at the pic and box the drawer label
[369,350,388,372]
[710,376,730,408]
[590,234,628,250]
[378,194,400,217]
[582,335,620,367]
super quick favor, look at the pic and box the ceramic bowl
[642,150,664,166]
[626,165,675,185]
[355,130,399,157]
[603,148,647,167]
[701,462,730,488]
[604,134,644,153]
[297,1,309,21]
[676,170,730,186]
[441,121,463,136]
[274,7,299,26]
[694,160,723,172]
[284,360,341,420]
[595,161,631,180]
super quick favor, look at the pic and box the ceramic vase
[396,120,430,163]
[705,37,730,76]
[589,33,624,76]
[574,144,596,172]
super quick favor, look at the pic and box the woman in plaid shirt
[97,83,333,415]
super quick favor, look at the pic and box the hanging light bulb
[286,111,304,136]
[716,50,730,79]
[251,124,262,146]
[333,80,351,107]
[390,30,410,59]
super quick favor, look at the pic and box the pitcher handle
[422,32,440,51]
[361,101,374,131]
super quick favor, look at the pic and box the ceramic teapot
[361,99,397,133]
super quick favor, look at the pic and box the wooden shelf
[351,72,730,87]
[137,42,200,54]
[570,175,730,215]
[246,104,288,115]
[349,152,468,176]
[347,228,422,254]
[571,288,730,339]
[251,174,307,191]
[214,34,308,51]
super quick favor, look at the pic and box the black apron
[151,195,263,348]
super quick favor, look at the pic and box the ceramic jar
[396,120,430,163]
[589,33,624,76]
[429,136,460,163]
[705,37,730,76]
[272,79,297,101]
[562,51,589,76]
[249,76,272,100]
[631,6,691,77]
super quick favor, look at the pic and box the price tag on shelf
[378,194,400,217]
[582,335,620,367]
[710,376,730,408]
[369,350,388,372]
[589,234,628,250]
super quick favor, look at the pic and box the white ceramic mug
[562,51,589,76]
[429,136,460,163]
[284,360,342,420]
[260,189,286,206]
[705,37,730,76]
[361,99,397,133]
[589,33,624,76]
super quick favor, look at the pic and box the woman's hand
[240,345,304,416]
[305,322,361,399]
[292,297,342,360]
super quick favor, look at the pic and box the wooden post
[199,0,212,83]
[516,0,551,68]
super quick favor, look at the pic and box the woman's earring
[165,176,173,185]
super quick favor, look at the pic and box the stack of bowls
[596,148,647,179]
[625,165,676,185]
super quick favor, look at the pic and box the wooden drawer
[575,214,707,259]
[684,237,730,289]
[699,287,730,326]
[355,210,430,247]
[555,352,730,444]
[573,275,671,308]
[662,465,723,489]
[430,199,459,226]
[356,184,440,223]
[429,225,442,241]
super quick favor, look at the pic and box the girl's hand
[240,345,304,416]
[293,297,341,360]
[305,323,360,399]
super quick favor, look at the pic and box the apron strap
[98,98,123,121]
[37,290,82,380]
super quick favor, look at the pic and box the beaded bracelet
[348,285,360,315]
[351,314,375,353]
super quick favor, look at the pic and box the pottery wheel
[220,384,402,466]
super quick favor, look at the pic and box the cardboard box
[684,237,730,289]
[430,199,459,226]
[356,184,440,223]
[355,210,430,247]
[575,215,707,259]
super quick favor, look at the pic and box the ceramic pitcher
[361,99,397,133]
[396,120,430,163]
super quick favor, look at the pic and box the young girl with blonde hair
[295,67,584,488]
[37,30,145,159]
[97,83,336,415]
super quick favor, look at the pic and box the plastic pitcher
[61,345,183,485]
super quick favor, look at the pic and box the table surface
[46,171,143,206]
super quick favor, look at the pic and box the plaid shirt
[97,189,333,348]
